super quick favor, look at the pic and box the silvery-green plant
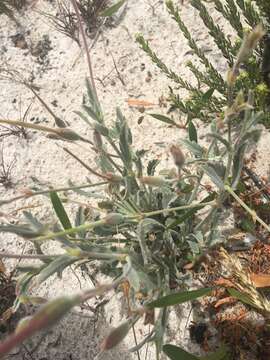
[0,15,269,360]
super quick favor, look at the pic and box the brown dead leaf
[126,99,156,107]
[250,273,270,288]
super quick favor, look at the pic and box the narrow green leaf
[23,212,43,232]
[232,143,247,189]
[0,224,41,238]
[227,288,255,308]
[148,288,212,308]
[207,133,230,149]
[75,207,86,238]
[94,123,109,137]
[74,110,92,126]
[50,192,72,230]
[163,344,229,360]
[119,121,132,167]
[188,121,198,143]
[202,165,224,190]
[147,159,160,176]
[163,344,199,360]
[35,255,77,285]
[202,88,214,102]
[100,0,126,17]
[83,104,100,122]
[149,113,176,126]
[181,139,204,157]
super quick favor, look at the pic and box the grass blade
[148,288,213,308]
[50,191,72,230]
[100,0,126,17]
[163,344,198,360]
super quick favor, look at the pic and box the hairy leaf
[148,288,212,308]
[50,191,72,230]
[149,113,176,126]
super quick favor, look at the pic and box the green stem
[63,147,108,179]
[70,0,97,98]
[30,201,215,243]
[224,121,233,182]
[0,253,57,260]
[138,200,216,218]
[33,219,106,243]
[225,185,270,232]
[0,119,60,135]
[0,181,108,206]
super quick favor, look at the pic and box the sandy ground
[0,0,269,359]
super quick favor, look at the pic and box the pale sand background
[0,0,269,359]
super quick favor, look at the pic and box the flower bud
[100,320,132,351]
[56,128,82,141]
[170,145,185,169]
[15,316,32,333]
[66,247,83,257]
[139,176,167,187]
[231,24,265,84]
[104,213,125,226]
[105,172,123,183]
[93,129,103,148]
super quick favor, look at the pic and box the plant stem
[225,185,270,232]
[70,0,97,98]
[0,253,57,260]
[63,147,109,179]
[139,200,216,218]
[0,181,108,206]
[0,119,60,135]
[33,219,106,243]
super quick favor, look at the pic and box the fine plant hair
[76,0,109,36]
[0,148,15,189]
[43,0,109,45]
[136,0,270,127]
[0,12,269,360]
[0,102,31,140]
[42,1,80,46]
